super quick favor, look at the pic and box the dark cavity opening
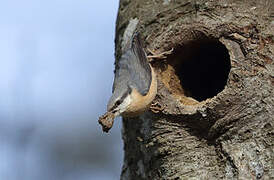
[170,39,231,101]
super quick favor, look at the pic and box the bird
[98,32,157,132]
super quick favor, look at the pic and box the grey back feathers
[108,33,152,111]
[113,32,152,96]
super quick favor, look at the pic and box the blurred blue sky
[0,1,122,180]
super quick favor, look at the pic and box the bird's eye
[115,100,122,106]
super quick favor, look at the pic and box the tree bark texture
[115,0,273,179]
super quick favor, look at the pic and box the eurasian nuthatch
[99,32,157,132]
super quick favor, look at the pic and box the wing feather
[112,32,152,96]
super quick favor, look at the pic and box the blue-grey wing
[112,32,152,96]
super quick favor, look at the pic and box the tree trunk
[115,0,273,179]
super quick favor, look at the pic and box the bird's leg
[147,48,173,62]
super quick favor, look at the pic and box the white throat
[114,95,132,117]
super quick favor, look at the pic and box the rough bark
[115,0,274,179]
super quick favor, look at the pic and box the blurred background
[0,0,122,180]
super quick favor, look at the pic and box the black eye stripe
[111,99,122,110]
[115,100,122,106]
[111,88,131,110]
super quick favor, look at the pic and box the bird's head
[107,87,132,118]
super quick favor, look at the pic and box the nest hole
[165,39,231,102]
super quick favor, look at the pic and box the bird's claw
[150,102,164,113]
[147,48,173,62]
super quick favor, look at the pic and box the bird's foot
[147,48,173,62]
[150,102,164,113]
